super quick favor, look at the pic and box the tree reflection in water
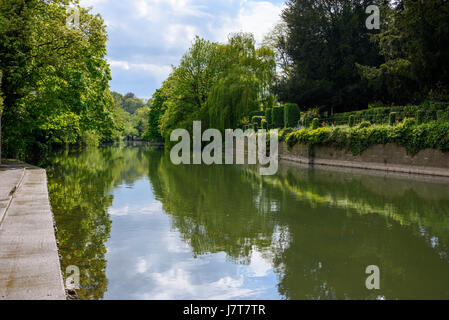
[43,144,449,300]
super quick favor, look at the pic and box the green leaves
[156,33,276,138]
[286,120,449,155]
[0,0,115,157]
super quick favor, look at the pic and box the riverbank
[0,161,66,300]
[279,142,449,177]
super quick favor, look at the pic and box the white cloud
[108,59,172,82]
[78,0,285,96]
[164,24,197,48]
[108,199,165,216]
[213,1,284,43]
[141,267,258,300]
[136,258,149,274]
[109,205,129,216]
[248,250,272,277]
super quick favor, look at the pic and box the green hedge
[389,112,397,126]
[272,106,284,128]
[279,127,294,142]
[265,108,272,127]
[286,119,449,156]
[324,102,449,126]
[249,110,265,119]
[251,116,264,129]
[283,103,300,128]
[261,119,268,130]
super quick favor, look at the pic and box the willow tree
[207,33,276,131]
[157,33,276,140]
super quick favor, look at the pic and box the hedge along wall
[272,106,284,128]
[285,119,449,156]
[322,102,449,126]
[284,103,301,128]
[265,108,273,127]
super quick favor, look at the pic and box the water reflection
[44,144,449,300]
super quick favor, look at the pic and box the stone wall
[279,142,449,177]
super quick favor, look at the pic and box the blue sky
[80,0,286,99]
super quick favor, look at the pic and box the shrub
[265,108,272,127]
[252,116,264,129]
[300,109,320,127]
[358,121,371,129]
[417,110,425,124]
[402,117,417,128]
[272,106,284,128]
[349,115,355,127]
[283,103,301,128]
[285,121,449,155]
[261,119,268,130]
[279,127,294,142]
[249,110,265,118]
[311,118,320,129]
[389,112,397,126]
[436,110,449,122]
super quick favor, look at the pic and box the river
[39,143,449,300]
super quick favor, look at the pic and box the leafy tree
[0,0,117,159]
[358,0,449,104]
[145,88,166,142]
[276,0,384,112]
[159,37,221,138]
[158,33,276,137]
[122,96,145,114]
[262,22,293,81]
[207,33,276,131]
[124,92,135,100]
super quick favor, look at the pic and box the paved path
[0,162,66,300]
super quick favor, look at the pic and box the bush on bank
[324,102,449,126]
[285,119,449,155]
[272,106,284,128]
[284,103,301,128]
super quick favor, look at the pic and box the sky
[104,178,283,299]
[80,0,286,99]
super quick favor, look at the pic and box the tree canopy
[0,0,121,159]
[149,33,276,141]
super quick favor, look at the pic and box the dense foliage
[144,89,165,142]
[0,0,124,160]
[319,102,449,126]
[286,119,449,155]
[283,103,300,128]
[357,0,449,104]
[269,0,449,111]
[111,91,150,140]
[147,34,276,141]
[273,0,384,112]
[272,106,285,128]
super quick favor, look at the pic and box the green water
[42,143,449,300]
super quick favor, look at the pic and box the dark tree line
[272,0,449,113]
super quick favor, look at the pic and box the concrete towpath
[0,161,66,300]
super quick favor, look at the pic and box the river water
[41,143,449,300]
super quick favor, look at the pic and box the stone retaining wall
[279,142,449,177]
